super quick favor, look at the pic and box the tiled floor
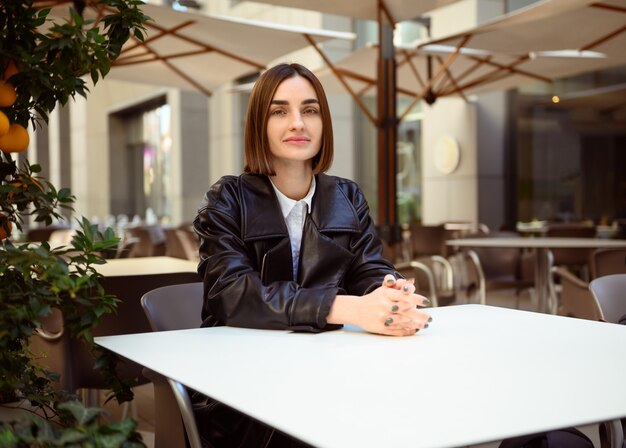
[97,288,602,448]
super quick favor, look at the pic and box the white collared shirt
[269,177,316,280]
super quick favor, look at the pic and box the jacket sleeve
[341,182,401,296]
[193,178,340,332]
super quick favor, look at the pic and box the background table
[96,305,626,448]
[94,256,198,276]
[446,237,626,313]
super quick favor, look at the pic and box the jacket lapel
[310,173,360,233]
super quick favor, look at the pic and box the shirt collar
[269,176,316,219]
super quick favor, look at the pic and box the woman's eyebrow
[270,98,320,105]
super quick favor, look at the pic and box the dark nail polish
[424,323,429,329]
[386,278,395,284]
[423,298,431,305]
[428,316,433,323]
[384,317,393,327]
[391,305,399,313]
[402,285,409,293]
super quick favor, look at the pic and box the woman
[193,63,431,447]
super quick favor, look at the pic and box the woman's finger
[382,274,396,288]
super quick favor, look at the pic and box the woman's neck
[270,164,313,200]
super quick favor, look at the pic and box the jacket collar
[241,173,360,241]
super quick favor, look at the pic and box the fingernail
[423,298,431,305]
[428,316,433,323]
[391,305,399,313]
[386,277,395,285]
[424,323,429,329]
[415,328,420,333]
[384,317,393,327]
[402,285,409,293]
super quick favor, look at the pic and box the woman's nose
[289,112,304,130]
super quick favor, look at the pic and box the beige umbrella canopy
[315,0,626,121]
[247,0,460,22]
[40,1,355,96]
[410,0,626,102]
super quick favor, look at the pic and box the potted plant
[0,0,149,445]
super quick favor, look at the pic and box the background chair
[546,223,596,280]
[552,248,626,321]
[29,271,201,409]
[141,282,204,448]
[590,248,626,279]
[589,274,626,324]
[455,231,535,309]
[551,266,602,321]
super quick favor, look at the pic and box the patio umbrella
[41,1,356,96]
[408,0,626,104]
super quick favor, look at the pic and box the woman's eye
[303,108,319,115]
[270,109,286,116]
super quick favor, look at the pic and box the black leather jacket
[193,172,397,332]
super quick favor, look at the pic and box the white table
[95,305,626,448]
[94,256,198,277]
[446,237,626,314]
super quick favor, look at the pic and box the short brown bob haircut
[243,63,333,175]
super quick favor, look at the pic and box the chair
[590,248,626,279]
[458,231,535,308]
[407,223,448,258]
[589,274,626,324]
[551,248,626,321]
[551,266,602,321]
[546,223,596,279]
[141,282,204,448]
[396,249,486,307]
[124,225,167,257]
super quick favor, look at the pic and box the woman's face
[266,75,322,170]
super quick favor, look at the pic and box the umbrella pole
[376,0,400,245]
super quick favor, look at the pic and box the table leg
[534,248,550,314]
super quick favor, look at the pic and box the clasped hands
[365,274,431,337]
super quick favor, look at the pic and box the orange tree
[0,1,149,443]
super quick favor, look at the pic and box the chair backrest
[140,282,204,448]
[590,248,626,279]
[141,282,203,331]
[589,274,626,324]
[408,223,447,258]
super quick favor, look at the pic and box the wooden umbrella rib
[115,48,216,66]
[434,55,467,102]
[121,21,196,54]
[440,55,551,96]
[138,41,212,97]
[143,19,265,71]
[401,49,426,89]
[579,25,626,51]
[304,33,377,125]
[590,2,626,13]
[399,35,470,119]
[379,0,396,27]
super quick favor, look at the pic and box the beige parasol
[40,1,355,96]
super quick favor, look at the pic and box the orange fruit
[0,218,12,240]
[0,80,16,107]
[0,123,29,153]
[2,61,18,81]
[0,111,8,137]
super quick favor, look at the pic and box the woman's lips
[283,137,310,144]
